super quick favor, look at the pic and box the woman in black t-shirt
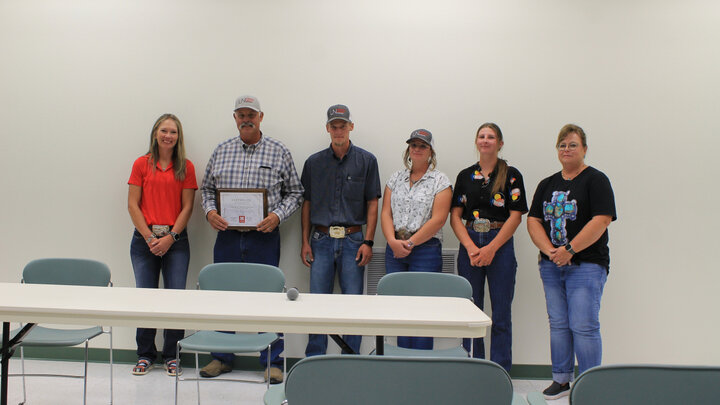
[450,123,527,372]
[527,124,616,400]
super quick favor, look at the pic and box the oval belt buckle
[397,229,412,240]
[473,218,491,233]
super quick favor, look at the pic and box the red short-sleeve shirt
[128,155,198,226]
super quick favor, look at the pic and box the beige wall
[1,0,718,365]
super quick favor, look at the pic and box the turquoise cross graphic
[543,190,577,245]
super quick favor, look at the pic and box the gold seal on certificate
[216,189,268,230]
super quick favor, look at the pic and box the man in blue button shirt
[300,104,381,356]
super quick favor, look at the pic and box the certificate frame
[216,188,268,230]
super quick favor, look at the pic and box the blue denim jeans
[305,230,364,356]
[457,229,516,371]
[539,259,607,383]
[211,229,283,368]
[130,229,189,361]
[384,237,442,350]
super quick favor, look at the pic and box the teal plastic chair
[1,258,114,405]
[566,364,720,404]
[264,355,530,405]
[374,272,473,357]
[175,263,286,405]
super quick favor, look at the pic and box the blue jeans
[384,237,442,350]
[539,259,607,383]
[305,230,364,356]
[457,229,516,371]
[130,229,189,361]
[211,229,283,368]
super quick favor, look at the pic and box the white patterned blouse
[386,168,452,242]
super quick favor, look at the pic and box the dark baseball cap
[406,129,434,148]
[326,104,352,124]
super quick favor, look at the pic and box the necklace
[562,165,586,180]
[409,172,423,188]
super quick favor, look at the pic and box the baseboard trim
[18,347,300,371]
[508,364,579,379]
[18,347,565,379]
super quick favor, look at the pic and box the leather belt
[315,225,363,238]
[466,219,504,233]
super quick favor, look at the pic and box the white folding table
[0,282,491,404]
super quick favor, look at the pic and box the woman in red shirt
[127,114,197,377]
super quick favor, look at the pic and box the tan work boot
[265,366,283,384]
[199,359,232,378]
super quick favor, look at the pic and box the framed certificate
[217,188,268,230]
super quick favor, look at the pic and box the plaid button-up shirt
[201,134,303,223]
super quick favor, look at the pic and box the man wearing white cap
[300,104,381,356]
[200,95,303,383]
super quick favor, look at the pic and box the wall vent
[364,248,458,295]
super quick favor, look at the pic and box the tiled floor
[3,359,569,404]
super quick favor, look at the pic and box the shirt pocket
[258,165,282,190]
[345,175,365,201]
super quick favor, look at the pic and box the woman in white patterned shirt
[380,129,452,350]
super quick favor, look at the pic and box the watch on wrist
[146,235,156,244]
[565,244,576,255]
[170,231,180,242]
[362,239,374,247]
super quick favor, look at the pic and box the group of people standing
[126,94,616,400]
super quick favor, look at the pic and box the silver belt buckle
[473,218,491,233]
[329,226,346,238]
[152,225,171,237]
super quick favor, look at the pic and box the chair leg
[108,327,113,405]
[195,352,201,405]
[282,335,287,380]
[20,346,26,405]
[174,343,180,405]
[266,344,271,390]
[83,339,89,405]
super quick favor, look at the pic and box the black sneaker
[543,381,570,400]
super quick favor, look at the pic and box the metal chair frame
[6,258,114,405]
[16,327,113,405]
[174,263,287,405]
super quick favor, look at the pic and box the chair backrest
[198,262,285,293]
[284,355,513,405]
[570,364,720,404]
[377,271,472,299]
[23,258,111,286]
